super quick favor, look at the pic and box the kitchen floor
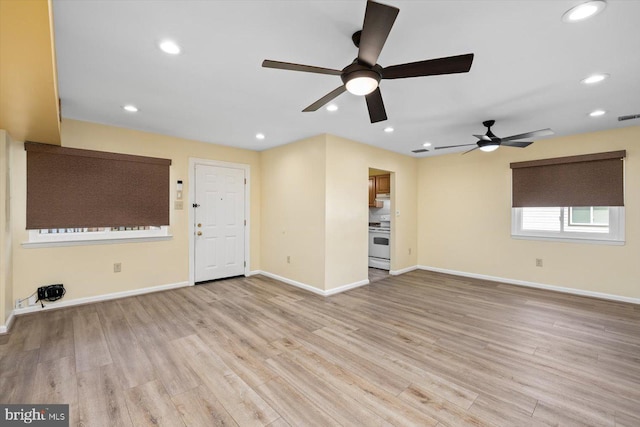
[368,267,389,283]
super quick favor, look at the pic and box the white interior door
[194,164,245,282]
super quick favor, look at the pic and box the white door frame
[188,157,251,286]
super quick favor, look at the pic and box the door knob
[197,223,202,227]
[197,231,202,236]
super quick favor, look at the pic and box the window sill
[511,235,624,246]
[22,235,173,248]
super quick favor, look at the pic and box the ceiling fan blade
[434,143,477,150]
[358,1,399,67]
[473,134,491,141]
[262,60,341,76]
[365,87,387,123]
[502,140,533,148]
[302,86,347,112]
[501,128,554,142]
[382,53,474,79]
[462,146,480,155]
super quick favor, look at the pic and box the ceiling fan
[435,120,555,154]
[262,0,474,123]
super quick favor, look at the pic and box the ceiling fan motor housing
[340,61,383,86]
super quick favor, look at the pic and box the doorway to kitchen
[368,168,391,283]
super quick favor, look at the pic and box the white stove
[369,215,390,270]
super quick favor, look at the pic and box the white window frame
[23,226,171,248]
[512,207,624,245]
[568,206,609,227]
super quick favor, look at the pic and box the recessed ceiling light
[562,1,607,23]
[384,127,394,133]
[159,40,181,55]
[589,109,607,117]
[123,105,138,112]
[581,73,609,85]
[255,133,265,140]
[422,142,432,147]
[326,104,338,112]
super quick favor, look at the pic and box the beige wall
[418,126,640,299]
[5,117,638,330]
[325,135,418,289]
[260,134,418,292]
[10,119,261,305]
[1,130,14,328]
[260,135,327,289]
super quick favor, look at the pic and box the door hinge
[244,261,246,267]
[244,219,246,226]
[244,178,247,184]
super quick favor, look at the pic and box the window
[25,142,171,229]
[26,225,170,246]
[569,206,609,226]
[510,150,625,245]
[512,206,624,244]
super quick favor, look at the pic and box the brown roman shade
[26,142,171,229]
[510,150,625,207]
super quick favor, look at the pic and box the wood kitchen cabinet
[369,174,390,207]
[368,177,376,206]
[376,174,390,194]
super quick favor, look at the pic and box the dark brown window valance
[26,142,171,229]
[510,150,625,207]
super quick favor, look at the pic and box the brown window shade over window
[26,142,171,229]
[510,150,625,208]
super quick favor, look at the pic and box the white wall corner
[257,271,326,296]
[258,271,369,297]
[390,265,418,276]
[1,310,16,335]
[324,279,370,296]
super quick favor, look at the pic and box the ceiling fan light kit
[342,65,381,96]
[479,143,500,152]
[262,0,474,123]
[434,120,554,154]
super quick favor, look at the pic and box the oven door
[369,231,390,259]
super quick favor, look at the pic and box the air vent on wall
[618,114,640,122]
[412,148,429,153]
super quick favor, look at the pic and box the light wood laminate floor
[1,270,640,426]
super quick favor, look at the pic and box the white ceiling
[52,0,640,156]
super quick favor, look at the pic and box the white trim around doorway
[188,158,251,286]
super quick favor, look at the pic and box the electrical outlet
[536,258,543,267]
[114,262,122,273]
[286,256,290,264]
[28,295,37,306]
[15,299,23,309]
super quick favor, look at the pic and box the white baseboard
[325,279,370,296]
[389,265,418,276]
[257,271,369,297]
[418,265,640,305]
[247,270,262,277]
[0,311,15,334]
[9,281,191,319]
